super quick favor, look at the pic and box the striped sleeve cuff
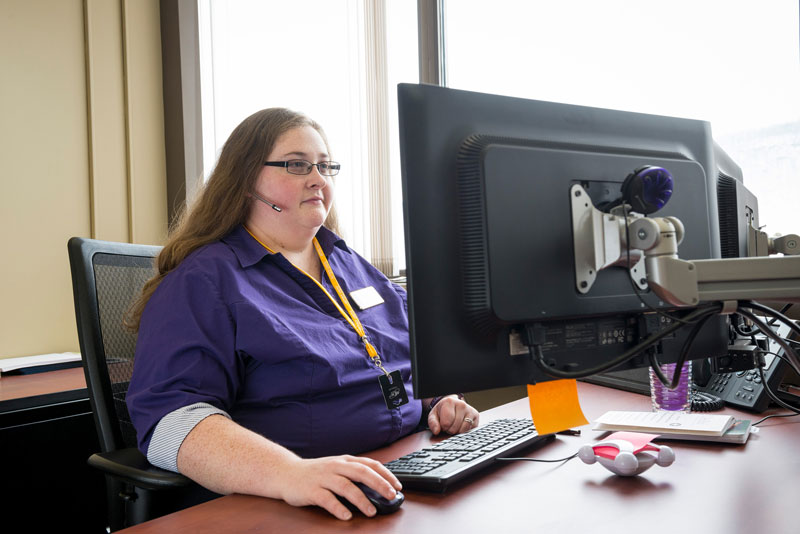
[146,402,231,473]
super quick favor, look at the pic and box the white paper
[0,352,82,373]
[594,410,735,435]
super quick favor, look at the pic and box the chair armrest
[88,448,192,491]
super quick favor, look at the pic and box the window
[444,0,800,236]
[198,0,417,275]
[195,2,796,274]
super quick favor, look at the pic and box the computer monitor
[398,83,729,398]
[714,143,759,259]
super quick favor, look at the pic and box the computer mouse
[336,482,404,515]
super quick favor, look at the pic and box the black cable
[532,304,722,379]
[496,452,579,463]
[755,364,800,417]
[691,390,725,411]
[760,348,795,366]
[649,312,715,388]
[734,303,800,375]
[767,303,794,326]
[742,301,800,340]
[752,412,800,426]
[752,348,800,413]
[736,306,800,375]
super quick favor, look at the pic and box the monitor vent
[717,173,739,258]
[457,134,498,337]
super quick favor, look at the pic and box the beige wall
[0,0,168,359]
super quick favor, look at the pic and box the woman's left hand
[427,395,480,435]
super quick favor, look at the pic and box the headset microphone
[251,191,282,212]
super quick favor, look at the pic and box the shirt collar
[223,224,351,269]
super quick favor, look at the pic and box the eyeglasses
[263,159,341,176]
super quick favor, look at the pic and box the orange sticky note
[527,379,589,435]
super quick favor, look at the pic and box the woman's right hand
[276,455,403,520]
[177,416,400,520]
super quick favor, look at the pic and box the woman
[126,108,479,520]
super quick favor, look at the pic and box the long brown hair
[127,108,339,330]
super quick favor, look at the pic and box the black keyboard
[385,418,554,491]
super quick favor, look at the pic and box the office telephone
[696,322,798,412]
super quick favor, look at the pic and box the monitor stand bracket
[570,183,800,307]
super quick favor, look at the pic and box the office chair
[68,237,212,530]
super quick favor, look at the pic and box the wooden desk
[0,367,107,532]
[0,366,85,399]
[118,382,798,534]
[0,367,87,417]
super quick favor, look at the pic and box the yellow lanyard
[245,227,390,376]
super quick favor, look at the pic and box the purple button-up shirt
[127,225,421,459]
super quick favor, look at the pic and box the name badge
[349,286,384,310]
[379,370,409,410]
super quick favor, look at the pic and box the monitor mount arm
[570,183,800,307]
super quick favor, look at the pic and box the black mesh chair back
[69,238,161,453]
[68,237,208,530]
[95,251,156,449]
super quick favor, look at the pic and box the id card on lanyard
[246,228,409,410]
